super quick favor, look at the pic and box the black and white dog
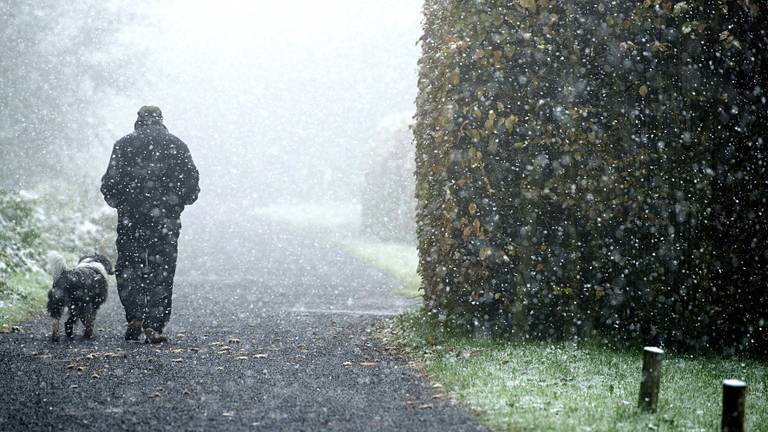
[46,252,113,341]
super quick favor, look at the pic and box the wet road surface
[0,219,485,431]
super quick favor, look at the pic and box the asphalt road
[0,218,485,431]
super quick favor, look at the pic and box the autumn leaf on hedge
[672,1,689,16]
[504,115,519,131]
[463,225,472,242]
[516,0,536,14]
[639,85,648,97]
[484,111,497,131]
[466,129,481,141]
[468,202,478,215]
[479,248,493,260]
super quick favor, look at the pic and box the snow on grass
[382,312,768,432]
[339,239,420,298]
[248,202,421,298]
[0,272,49,329]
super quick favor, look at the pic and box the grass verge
[0,272,49,330]
[381,312,768,432]
[339,240,421,298]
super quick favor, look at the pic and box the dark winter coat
[101,118,199,218]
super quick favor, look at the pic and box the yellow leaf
[480,248,493,260]
[468,202,478,214]
[516,0,536,13]
[504,115,519,131]
[639,85,648,97]
[484,111,497,130]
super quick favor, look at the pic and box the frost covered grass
[383,312,768,432]
[1,186,116,328]
[0,272,49,329]
[339,240,420,298]
[248,202,421,297]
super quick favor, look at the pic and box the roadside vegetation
[339,240,420,298]
[0,187,115,329]
[382,312,768,432]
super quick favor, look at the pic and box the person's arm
[172,139,200,206]
[101,140,125,209]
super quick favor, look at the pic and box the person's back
[102,107,199,217]
[101,106,199,343]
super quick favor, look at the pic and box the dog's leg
[81,304,96,339]
[51,319,60,342]
[64,314,77,339]
[83,317,95,339]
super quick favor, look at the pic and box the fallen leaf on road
[216,367,224,371]
[342,361,353,367]
[67,363,76,369]
[170,348,184,354]
[189,347,200,352]
[359,362,379,367]
[76,366,86,372]
[432,394,446,400]
[253,354,268,359]
[149,392,161,399]
[210,341,225,347]
[228,337,241,344]
[432,383,443,389]
[222,411,234,417]
[171,358,183,363]
[418,404,433,410]
[70,385,79,389]
[91,373,100,379]
[182,389,192,396]
[235,356,249,360]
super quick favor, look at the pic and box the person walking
[101,106,199,343]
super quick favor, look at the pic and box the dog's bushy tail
[47,251,67,280]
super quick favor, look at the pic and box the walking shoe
[125,320,143,341]
[144,327,167,344]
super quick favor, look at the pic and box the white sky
[103,0,422,208]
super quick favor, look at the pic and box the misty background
[1,0,421,224]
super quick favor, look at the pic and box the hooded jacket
[101,117,199,217]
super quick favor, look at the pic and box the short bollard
[638,346,664,412]
[721,379,747,432]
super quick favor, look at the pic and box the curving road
[0,217,484,431]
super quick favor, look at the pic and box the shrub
[414,0,767,353]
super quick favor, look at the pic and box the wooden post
[638,346,663,412]
[722,379,747,432]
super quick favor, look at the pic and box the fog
[105,0,421,219]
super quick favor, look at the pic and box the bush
[414,0,767,353]
[0,189,44,277]
[0,186,117,280]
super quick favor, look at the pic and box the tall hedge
[414,0,767,353]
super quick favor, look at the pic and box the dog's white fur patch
[76,258,110,283]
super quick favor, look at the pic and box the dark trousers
[115,211,181,332]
